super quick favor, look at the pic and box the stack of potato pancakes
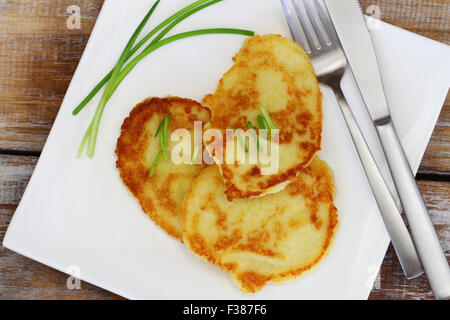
[116,34,338,294]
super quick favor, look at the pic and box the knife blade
[322,0,390,123]
[324,0,450,300]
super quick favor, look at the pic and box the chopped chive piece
[160,132,168,161]
[234,129,248,153]
[156,114,171,161]
[260,106,276,130]
[247,121,260,151]
[151,113,172,177]
[257,115,265,128]
[191,145,201,164]
[154,114,172,137]
[163,116,169,146]
[150,149,164,177]
[257,115,268,140]
[156,113,171,161]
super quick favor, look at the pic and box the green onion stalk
[257,115,268,140]
[150,150,163,177]
[76,0,254,158]
[73,0,220,115]
[79,28,254,158]
[260,106,276,130]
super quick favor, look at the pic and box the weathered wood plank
[0,0,103,152]
[420,94,450,174]
[369,179,449,300]
[0,0,448,174]
[360,0,450,44]
[0,155,447,299]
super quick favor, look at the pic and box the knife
[324,0,450,300]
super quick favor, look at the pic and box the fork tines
[281,0,339,56]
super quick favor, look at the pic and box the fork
[281,0,423,278]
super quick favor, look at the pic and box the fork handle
[376,119,450,300]
[332,86,423,279]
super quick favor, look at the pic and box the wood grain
[0,0,103,152]
[420,94,450,174]
[0,0,447,173]
[0,0,448,300]
[369,179,450,300]
[0,154,448,300]
[360,0,450,44]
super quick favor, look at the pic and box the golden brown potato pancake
[116,97,211,241]
[183,157,338,293]
[202,34,323,201]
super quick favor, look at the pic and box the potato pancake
[183,157,338,294]
[116,97,211,241]
[202,34,323,201]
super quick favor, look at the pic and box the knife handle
[333,87,423,279]
[376,118,450,300]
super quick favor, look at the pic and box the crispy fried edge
[182,159,338,294]
[116,96,211,241]
[202,34,324,201]
[220,90,323,201]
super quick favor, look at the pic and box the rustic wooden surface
[0,0,448,300]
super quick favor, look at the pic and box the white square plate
[4,0,450,299]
